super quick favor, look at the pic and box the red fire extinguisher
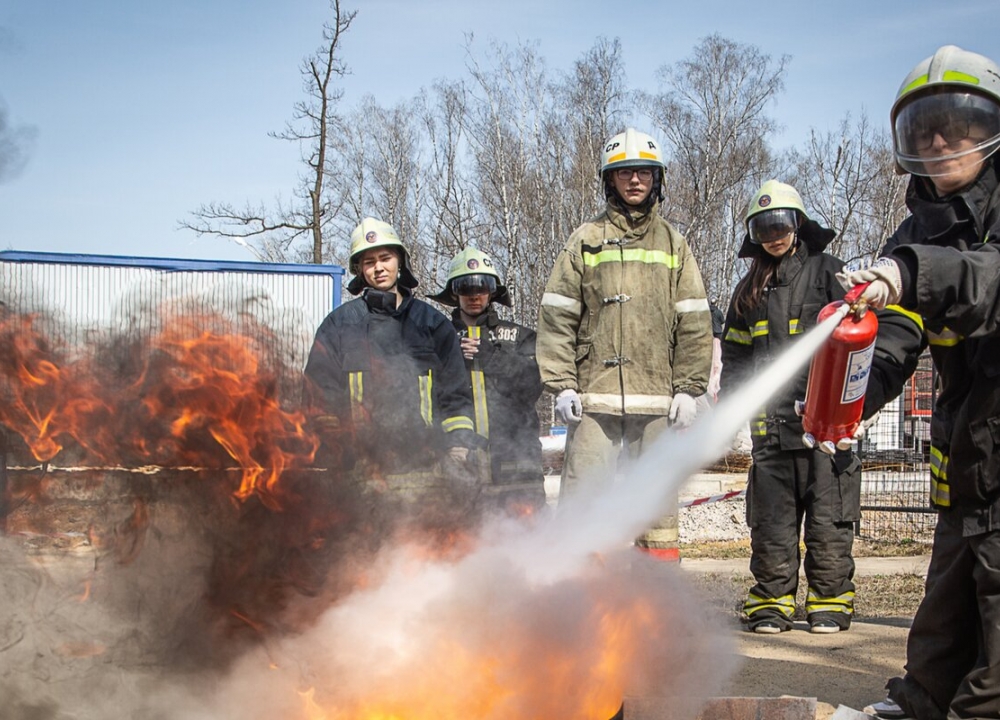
[801,283,878,453]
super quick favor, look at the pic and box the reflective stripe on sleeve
[676,298,710,314]
[541,292,582,314]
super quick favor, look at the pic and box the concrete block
[624,695,817,720]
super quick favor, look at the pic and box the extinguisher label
[842,341,876,404]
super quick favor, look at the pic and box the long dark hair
[731,252,781,319]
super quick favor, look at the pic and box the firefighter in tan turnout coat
[537,128,713,555]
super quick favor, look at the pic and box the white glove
[853,411,880,441]
[835,257,903,311]
[555,389,583,424]
[669,392,697,430]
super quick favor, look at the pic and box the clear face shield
[894,90,1000,177]
[748,208,800,244]
[452,274,497,298]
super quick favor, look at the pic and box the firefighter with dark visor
[721,180,860,635]
[430,248,546,515]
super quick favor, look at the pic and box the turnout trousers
[886,510,1000,720]
[743,443,860,630]
[560,413,678,550]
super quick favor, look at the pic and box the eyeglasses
[614,168,654,181]
[911,116,984,151]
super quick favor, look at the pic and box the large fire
[0,307,731,719]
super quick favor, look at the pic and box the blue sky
[0,1,996,264]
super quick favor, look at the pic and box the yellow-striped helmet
[890,45,1000,177]
[600,128,666,175]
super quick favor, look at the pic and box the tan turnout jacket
[537,202,713,416]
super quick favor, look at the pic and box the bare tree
[461,37,558,322]
[640,35,787,302]
[180,0,356,263]
[789,112,909,265]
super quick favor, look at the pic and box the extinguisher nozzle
[802,433,816,449]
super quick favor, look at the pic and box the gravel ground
[680,497,749,543]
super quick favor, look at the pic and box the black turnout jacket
[721,221,847,450]
[451,308,543,485]
[304,289,475,471]
[866,161,1000,532]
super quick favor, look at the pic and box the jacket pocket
[966,414,1000,502]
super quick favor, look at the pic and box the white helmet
[890,45,1000,177]
[600,128,666,175]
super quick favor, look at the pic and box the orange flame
[0,311,321,506]
[0,314,114,462]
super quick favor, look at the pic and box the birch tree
[641,35,787,302]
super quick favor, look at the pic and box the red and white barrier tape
[679,488,746,509]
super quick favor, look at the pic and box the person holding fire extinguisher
[835,46,1000,720]
[429,247,547,515]
[720,180,861,634]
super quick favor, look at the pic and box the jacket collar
[906,160,1000,243]
[606,198,658,240]
[451,306,499,329]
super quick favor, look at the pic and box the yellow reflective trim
[929,445,946,477]
[807,589,855,607]
[607,152,626,163]
[900,74,929,96]
[638,151,658,160]
[725,327,752,345]
[931,477,951,507]
[928,327,962,347]
[349,371,363,403]
[789,318,802,335]
[418,372,433,426]
[751,421,767,436]
[471,369,489,438]
[929,445,950,507]
[442,416,475,432]
[943,69,980,85]
[885,304,924,331]
[349,371,365,424]
[744,592,796,618]
[751,320,769,338]
[582,248,679,268]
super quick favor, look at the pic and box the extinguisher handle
[843,281,872,306]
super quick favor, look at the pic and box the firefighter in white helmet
[536,128,713,557]
[304,218,477,508]
[834,46,1000,720]
[721,180,860,634]
[429,248,546,514]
